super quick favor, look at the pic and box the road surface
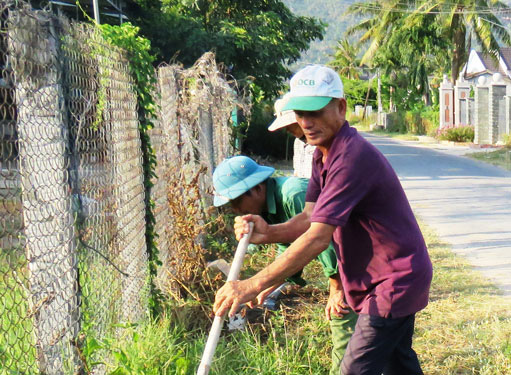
[366,134,511,295]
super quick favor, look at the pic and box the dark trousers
[340,313,423,375]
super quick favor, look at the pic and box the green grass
[468,148,511,171]
[348,113,420,141]
[2,221,510,374]
[0,235,127,374]
[0,250,37,374]
[414,224,511,374]
[91,298,331,375]
[368,128,420,141]
[83,220,511,375]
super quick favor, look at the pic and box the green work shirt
[263,176,338,282]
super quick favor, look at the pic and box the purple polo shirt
[306,122,432,318]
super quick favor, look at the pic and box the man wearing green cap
[213,155,356,374]
[213,65,432,375]
[268,94,360,373]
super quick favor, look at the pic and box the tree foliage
[342,77,377,108]
[344,0,511,89]
[328,38,361,79]
[125,0,324,96]
[415,0,511,83]
[344,0,450,105]
[373,13,450,104]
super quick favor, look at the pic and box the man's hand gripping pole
[197,222,254,375]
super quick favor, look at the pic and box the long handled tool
[197,222,254,375]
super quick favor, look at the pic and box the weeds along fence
[0,0,240,373]
[152,55,243,298]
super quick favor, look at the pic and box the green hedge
[386,106,439,135]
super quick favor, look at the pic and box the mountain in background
[285,0,511,70]
[283,0,360,67]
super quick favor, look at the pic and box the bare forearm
[329,273,343,293]
[265,211,311,244]
[250,227,331,292]
[213,222,336,318]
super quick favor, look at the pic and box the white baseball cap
[283,65,344,111]
[268,93,298,132]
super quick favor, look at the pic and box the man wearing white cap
[269,94,358,373]
[268,94,315,179]
[213,65,432,375]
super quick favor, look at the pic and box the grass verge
[414,224,511,374]
[366,128,420,141]
[84,220,511,374]
[468,148,511,171]
[349,115,420,141]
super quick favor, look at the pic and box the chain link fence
[151,53,245,296]
[1,1,149,372]
[0,0,242,373]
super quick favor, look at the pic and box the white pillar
[377,69,383,125]
[489,73,507,144]
[93,0,100,23]
[439,74,454,128]
[474,76,490,144]
[506,85,511,141]
[454,76,470,126]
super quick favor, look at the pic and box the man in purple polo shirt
[213,65,433,375]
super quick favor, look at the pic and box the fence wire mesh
[1,0,242,373]
[151,54,246,297]
[0,1,148,373]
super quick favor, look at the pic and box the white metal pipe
[197,222,254,375]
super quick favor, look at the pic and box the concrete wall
[450,73,511,145]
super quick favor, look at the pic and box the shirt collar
[265,177,277,215]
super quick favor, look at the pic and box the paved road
[364,133,511,295]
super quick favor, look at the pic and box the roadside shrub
[419,106,439,136]
[160,165,229,306]
[385,111,407,133]
[375,107,439,135]
[405,111,422,134]
[405,104,439,135]
[503,134,511,148]
[347,110,376,130]
[436,125,474,142]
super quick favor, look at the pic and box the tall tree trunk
[451,13,466,84]
[451,13,466,126]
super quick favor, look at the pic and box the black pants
[340,313,423,375]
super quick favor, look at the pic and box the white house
[461,48,511,84]
[439,48,511,143]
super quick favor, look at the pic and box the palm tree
[328,38,361,79]
[345,0,449,105]
[346,0,511,84]
[415,0,511,83]
[344,0,409,67]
